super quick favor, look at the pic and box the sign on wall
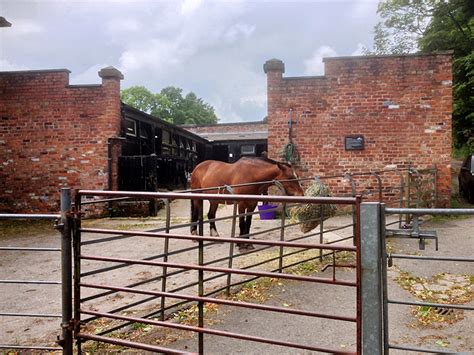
[345,135,364,151]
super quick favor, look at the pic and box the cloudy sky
[1,0,380,122]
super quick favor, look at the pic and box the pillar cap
[263,59,285,74]
[98,66,124,80]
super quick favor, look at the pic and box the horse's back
[190,160,234,189]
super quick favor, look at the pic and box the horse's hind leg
[208,202,220,237]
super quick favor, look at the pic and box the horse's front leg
[190,199,199,236]
[237,204,255,251]
[208,202,220,237]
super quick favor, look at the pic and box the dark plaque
[345,135,364,150]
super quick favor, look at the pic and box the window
[241,145,255,155]
[124,118,137,137]
[139,124,150,139]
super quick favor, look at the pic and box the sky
[0,0,381,123]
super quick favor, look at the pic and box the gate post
[360,202,384,354]
[60,188,73,355]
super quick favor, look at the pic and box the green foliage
[370,0,474,147]
[121,86,218,125]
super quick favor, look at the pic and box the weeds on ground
[395,270,473,327]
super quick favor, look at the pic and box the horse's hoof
[191,230,197,236]
[210,229,220,237]
[238,243,255,252]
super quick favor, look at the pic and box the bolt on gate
[71,189,369,354]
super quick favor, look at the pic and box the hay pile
[291,181,337,233]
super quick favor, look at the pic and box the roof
[197,131,268,142]
[121,103,209,144]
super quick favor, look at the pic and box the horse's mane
[239,156,291,168]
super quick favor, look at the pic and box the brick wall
[183,121,267,135]
[264,53,452,206]
[0,67,123,212]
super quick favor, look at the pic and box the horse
[189,156,304,250]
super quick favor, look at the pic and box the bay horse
[190,157,304,250]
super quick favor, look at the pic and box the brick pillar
[263,59,285,160]
[98,66,124,191]
[108,137,125,191]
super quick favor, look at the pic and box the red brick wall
[0,68,123,212]
[265,53,452,206]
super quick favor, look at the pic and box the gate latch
[386,216,438,250]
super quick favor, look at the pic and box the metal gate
[71,189,363,354]
[0,189,73,353]
[360,203,474,354]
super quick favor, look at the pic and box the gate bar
[0,345,62,351]
[77,333,194,355]
[360,202,383,355]
[80,228,357,251]
[0,247,61,252]
[60,188,73,355]
[78,189,356,205]
[389,254,473,262]
[386,208,474,215]
[389,344,461,354]
[387,299,474,311]
[81,282,357,322]
[80,254,357,287]
[0,213,60,219]
[0,312,61,318]
[0,280,60,284]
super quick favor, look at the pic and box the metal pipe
[0,312,61,318]
[0,345,62,351]
[73,191,82,354]
[0,280,60,285]
[0,213,60,219]
[355,196,362,355]
[389,344,462,353]
[389,254,473,262]
[77,333,193,355]
[0,247,60,252]
[60,188,73,355]
[278,202,286,272]
[80,254,357,287]
[386,208,474,215]
[226,202,238,296]
[387,299,474,311]
[78,190,357,205]
[198,225,204,354]
[159,199,171,321]
[80,228,357,251]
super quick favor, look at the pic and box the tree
[370,0,474,149]
[121,86,218,125]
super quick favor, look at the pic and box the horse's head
[276,163,304,196]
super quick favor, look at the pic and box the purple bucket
[258,204,277,220]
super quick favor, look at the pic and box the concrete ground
[0,198,473,354]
